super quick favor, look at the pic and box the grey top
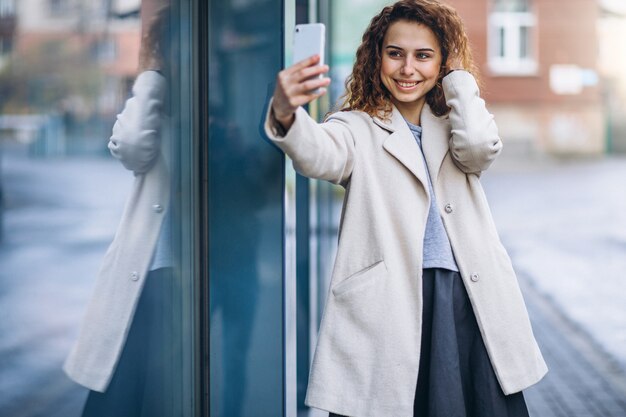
[405,120,458,272]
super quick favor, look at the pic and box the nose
[400,56,414,75]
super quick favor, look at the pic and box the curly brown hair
[339,0,478,119]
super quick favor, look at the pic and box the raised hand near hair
[444,48,465,75]
[271,54,331,132]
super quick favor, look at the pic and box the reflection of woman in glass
[265,1,547,416]
[63,2,177,416]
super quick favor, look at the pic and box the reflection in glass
[520,26,529,58]
[208,0,284,416]
[0,0,195,416]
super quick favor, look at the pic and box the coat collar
[374,103,450,187]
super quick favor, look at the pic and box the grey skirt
[331,268,529,417]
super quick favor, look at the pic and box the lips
[395,79,421,90]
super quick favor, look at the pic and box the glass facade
[207,0,284,416]
[0,0,198,415]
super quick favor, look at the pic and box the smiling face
[380,20,443,124]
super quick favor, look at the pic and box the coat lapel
[375,106,429,192]
[420,103,450,185]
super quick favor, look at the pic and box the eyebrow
[385,45,436,53]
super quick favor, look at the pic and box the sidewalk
[521,275,626,416]
[483,154,626,416]
[0,147,132,416]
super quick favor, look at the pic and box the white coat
[264,70,547,417]
[63,71,170,392]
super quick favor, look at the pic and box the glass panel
[293,3,311,414]
[493,0,530,12]
[293,3,387,417]
[520,25,530,58]
[0,0,197,415]
[207,0,284,416]
[0,0,15,16]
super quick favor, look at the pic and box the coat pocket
[332,260,387,298]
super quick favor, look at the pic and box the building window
[488,0,537,75]
[48,0,73,16]
[0,0,15,17]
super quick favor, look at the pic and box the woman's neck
[392,97,425,126]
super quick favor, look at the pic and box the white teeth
[397,81,418,88]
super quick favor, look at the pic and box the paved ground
[483,154,626,416]
[521,275,626,416]
[1,145,626,416]
[485,155,626,370]
[0,145,132,417]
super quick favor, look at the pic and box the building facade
[450,0,605,156]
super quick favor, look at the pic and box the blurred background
[1,0,625,416]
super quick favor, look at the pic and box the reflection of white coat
[264,71,547,417]
[63,71,170,392]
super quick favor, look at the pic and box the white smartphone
[293,23,325,65]
[293,23,326,92]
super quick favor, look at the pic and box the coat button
[444,203,453,214]
[130,271,139,281]
[470,273,480,282]
[152,204,164,213]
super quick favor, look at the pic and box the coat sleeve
[108,71,166,174]
[263,98,356,186]
[442,70,502,174]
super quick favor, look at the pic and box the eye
[416,52,431,60]
[388,50,402,58]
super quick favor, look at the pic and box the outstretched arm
[270,54,331,133]
[264,100,355,186]
[264,55,354,186]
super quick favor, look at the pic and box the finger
[277,64,328,94]
[311,87,328,100]
[285,76,329,98]
[283,73,330,96]
[290,88,328,107]
[307,87,329,102]
[278,77,330,110]
[294,64,329,83]
[295,77,331,94]
[285,54,321,74]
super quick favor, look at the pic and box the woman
[63,3,179,416]
[265,1,547,416]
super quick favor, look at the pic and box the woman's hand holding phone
[271,55,330,133]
